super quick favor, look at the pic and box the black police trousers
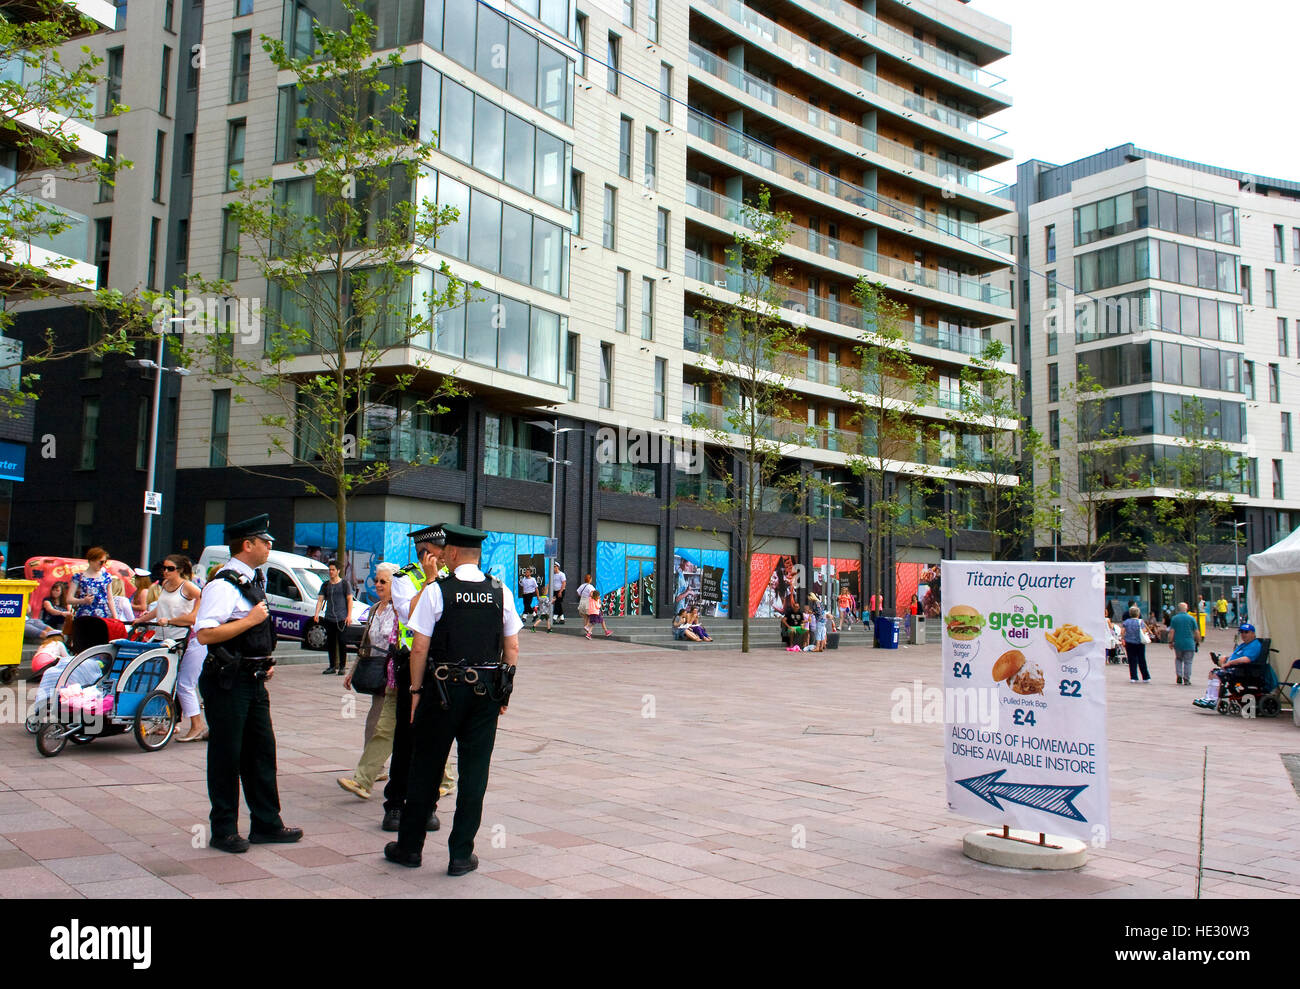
[398,682,499,861]
[382,676,413,814]
[199,669,284,839]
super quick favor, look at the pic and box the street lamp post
[127,321,190,570]
[824,481,846,617]
[1054,504,1062,563]
[528,419,576,629]
[1233,520,1249,625]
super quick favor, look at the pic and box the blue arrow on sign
[956,770,1088,822]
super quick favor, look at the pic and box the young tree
[1050,368,1144,561]
[683,186,815,652]
[185,0,464,568]
[841,279,944,610]
[1146,397,1242,601]
[0,0,154,399]
[950,339,1036,561]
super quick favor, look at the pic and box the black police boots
[448,853,479,877]
[383,842,421,868]
[381,809,440,832]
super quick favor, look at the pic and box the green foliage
[182,0,464,564]
[0,0,153,409]
[1146,397,1242,592]
[842,278,944,594]
[684,185,815,651]
[951,338,1034,560]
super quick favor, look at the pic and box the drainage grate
[1281,754,1300,800]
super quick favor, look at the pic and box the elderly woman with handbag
[338,563,401,800]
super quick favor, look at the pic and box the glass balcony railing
[0,193,91,262]
[684,121,1005,266]
[684,181,1011,309]
[598,461,658,497]
[794,0,1006,90]
[913,323,989,357]
[362,427,460,469]
[684,251,1007,359]
[0,55,95,126]
[674,476,729,502]
[687,44,1005,199]
[682,396,861,453]
[485,443,550,483]
[693,0,1007,144]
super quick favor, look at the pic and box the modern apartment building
[11,0,1017,618]
[1,0,117,565]
[1013,144,1300,615]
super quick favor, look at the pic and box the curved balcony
[684,181,1011,310]
[687,44,1007,203]
[686,112,1007,268]
[691,0,1009,155]
[793,0,1006,92]
[684,251,1003,358]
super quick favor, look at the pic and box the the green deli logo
[986,595,1054,646]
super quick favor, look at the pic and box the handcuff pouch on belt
[430,662,516,709]
[204,645,276,688]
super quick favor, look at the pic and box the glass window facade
[603,185,615,248]
[280,68,572,208]
[283,0,571,122]
[1074,187,1238,247]
[1086,444,1251,495]
[1077,341,1241,395]
[230,31,251,103]
[615,269,628,333]
[1080,392,1245,443]
[619,116,631,177]
[1075,238,1238,294]
[1075,288,1241,343]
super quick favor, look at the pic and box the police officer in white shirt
[384,524,520,874]
[194,515,302,854]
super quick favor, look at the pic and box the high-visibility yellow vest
[396,561,449,649]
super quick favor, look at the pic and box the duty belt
[241,655,276,679]
[430,662,516,709]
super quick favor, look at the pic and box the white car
[195,546,367,651]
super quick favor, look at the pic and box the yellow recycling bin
[0,579,37,684]
[1198,610,1207,637]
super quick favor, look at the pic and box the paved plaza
[1,625,1298,899]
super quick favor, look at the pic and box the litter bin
[912,615,926,646]
[0,579,37,683]
[874,616,900,650]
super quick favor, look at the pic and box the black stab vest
[430,573,503,666]
[215,569,277,656]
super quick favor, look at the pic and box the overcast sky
[973,0,1300,187]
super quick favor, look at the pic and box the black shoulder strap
[216,569,264,605]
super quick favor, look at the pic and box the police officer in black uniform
[381,524,450,834]
[384,523,520,874]
[195,515,302,854]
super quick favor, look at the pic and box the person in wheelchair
[1200,623,1278,703]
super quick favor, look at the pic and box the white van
[195,546,368,651]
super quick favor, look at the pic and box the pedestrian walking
[576,573,595,618]
[1168,602,1201,685]
[135,554,205,741]
[550,562,567,625]
[1122,605,1150,683]
[585,588,613,639]
[313,559,352,675]
[518,568,538,617]
[194,515,301,853]
[338,563,401,800]
[69,548,114,619]
[385,524,520,874]
[383,525,454,834]
[1215,595,1228,629]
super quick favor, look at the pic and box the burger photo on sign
[944,604,985,641]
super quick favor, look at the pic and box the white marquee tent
[1245,527,1300,686]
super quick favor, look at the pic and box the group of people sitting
[672,606,712,642]
[782,593,832,653]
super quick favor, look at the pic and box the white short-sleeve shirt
[408,564,523,642]
[194,557,259,632]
